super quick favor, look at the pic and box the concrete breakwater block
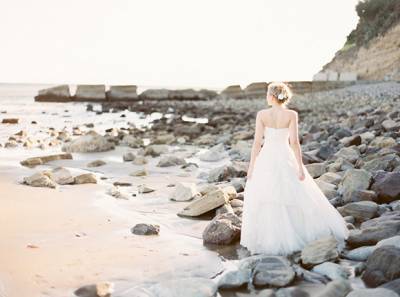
[34,84,71,102]
[74,84,106,101]
[106,85,138,101]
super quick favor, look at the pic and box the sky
[0,0,359,89]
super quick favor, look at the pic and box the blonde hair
[267,82,293,105]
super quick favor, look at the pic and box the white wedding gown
[240,126,350,256]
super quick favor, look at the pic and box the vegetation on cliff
[344,0,400,49]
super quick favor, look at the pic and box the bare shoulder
[256,109,268,118]
[286,109,298,118]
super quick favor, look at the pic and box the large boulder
[178,186,236,217]
[62,131,115,153]
[202,212,241,245]
[23,172,57,188]
[346,212,400,248]
[338,169,372,203]
[252,256,295,287]
[361,245,400,287]
[301,236,340,267]
[74,85,106,101]
[337,201,379,223]
[371,171,400,203]
[34,85,71,102]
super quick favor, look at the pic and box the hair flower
[278,93,285,100]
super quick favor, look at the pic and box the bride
[240,82,350,256]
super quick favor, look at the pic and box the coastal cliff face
[320,0,400,80]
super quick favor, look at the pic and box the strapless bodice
[263,126,290,147]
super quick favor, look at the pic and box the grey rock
[361,245,400,287]
[131,223,160,235]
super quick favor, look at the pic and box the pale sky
[0,0,359,89]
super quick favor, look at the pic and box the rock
[62,131,115,153]
[138,184,155,194]
[132,156,147,165]
[106,85,138,101]
[107,186,130,200]
[343,246,376,261]
[217,266,252,289]
[130,169,148,176]
[198,143,228,162]
[152,134,175,145]
[207,163,247,183]
[20,153,73,167]
[1,118,19,124]
[51,167,74,185]
[337,201,378,223]
[113,181,131,187]
[333,146,360,164]
[311,262,351,280]
[252,256,295,287]
[157,155,187,167]
[34,85,71,102]
[371,171,400,203]
[148,277,218,297]
[363,154,400,172]
[292,264,330,284]
[361,245,400,287]
[313,279,352,297]
[74,84,106,101]
[316,144,336,160]
[370,136,396,148]
[144,144,169,157]
[169,182,200,202]
[23,172,57,188]
[178,186,236,217]
[202,212,241,245]
[346,212,400,247]
[382,119,400,131]
[123,152,136,161]
[338,169,372,203]
[131,223,160,235]
[168,88,212,100]
[86,160,106,167]
[317,172,342,185]
[347,288,399,297]
[74,173,97,184]
[96,282,114,297]
[301,235,339,267]
[305,163,327,178]
[138,88,170,100]
[380,278,400,296]
[275,287,310,296]
[121,135,144,148]
[343,189,377,203]
[314,179,337,199]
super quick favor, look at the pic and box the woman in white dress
[240,82,350,256]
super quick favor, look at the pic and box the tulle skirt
[240,141,350,256]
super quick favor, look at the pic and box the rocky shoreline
[1,81,400,296]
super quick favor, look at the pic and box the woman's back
[261,107,295,129]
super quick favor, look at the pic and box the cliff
[319,0,400,80]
